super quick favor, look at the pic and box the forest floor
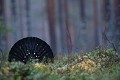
[0,49,120,80]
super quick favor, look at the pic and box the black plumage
[8,37,54,63]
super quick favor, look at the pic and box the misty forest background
[0,0,120,55]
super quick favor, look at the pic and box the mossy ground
[0,49,120,80]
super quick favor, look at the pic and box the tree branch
[104,34,117,51]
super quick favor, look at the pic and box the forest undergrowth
[0,49,120,80]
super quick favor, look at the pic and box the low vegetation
[0,49,120,80]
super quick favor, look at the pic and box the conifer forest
[0,0,120,80]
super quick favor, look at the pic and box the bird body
[8,37,54,63]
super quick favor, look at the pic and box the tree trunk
[47,0,57,53]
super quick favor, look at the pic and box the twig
[104,34,117,51]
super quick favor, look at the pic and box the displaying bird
[8,37,54,63]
